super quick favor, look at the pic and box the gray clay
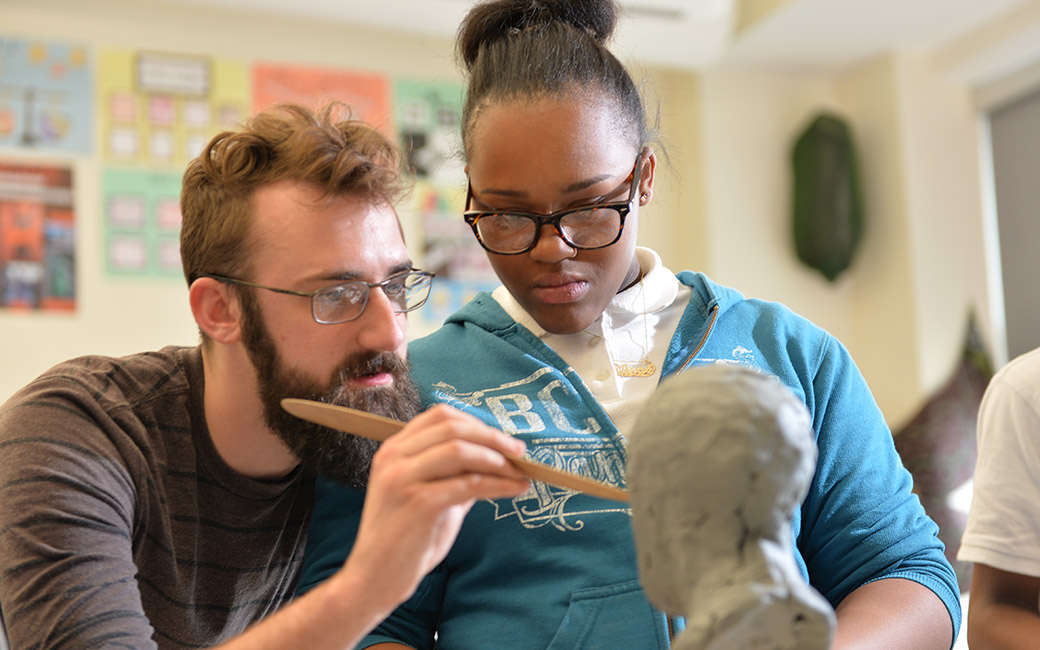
[628,364,836,650]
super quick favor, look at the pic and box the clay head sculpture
[628,364,836,650]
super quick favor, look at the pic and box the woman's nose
[528,223,576,262]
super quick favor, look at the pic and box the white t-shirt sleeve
[959,350,1040,577]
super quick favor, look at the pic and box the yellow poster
[97,48,249,168]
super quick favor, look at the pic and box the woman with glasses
[298,1,960,648]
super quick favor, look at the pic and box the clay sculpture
[628,364,835,650]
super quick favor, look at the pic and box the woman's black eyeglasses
[463,150,645,255]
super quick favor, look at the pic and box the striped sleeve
[0,381,157,649]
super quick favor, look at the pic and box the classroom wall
[890,50,993,403]
[0,0,449,400]
[0,0,699,401]
[1,0,1034,431]
[694,45,1006,429]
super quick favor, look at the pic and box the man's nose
[353,288,407,353]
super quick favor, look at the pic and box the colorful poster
[410,185,499,328]
[0,36,92,153]
[410,180,488,279]
[102,167,183,278]
[393,79,466,185]
[98,48,249,168]
[0,160,75,311]
[253,62,390,132]
[394,79,497,326]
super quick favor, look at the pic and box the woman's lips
[532,276,587,304]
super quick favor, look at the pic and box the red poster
[253,62,391,133]
[0,161,75,311]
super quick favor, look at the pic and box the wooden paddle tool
[281,398,629,502]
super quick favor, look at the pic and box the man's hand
[336,404,529,613]
[214,405,528,650]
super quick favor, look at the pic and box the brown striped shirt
[0,346,314,649]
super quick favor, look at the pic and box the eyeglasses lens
[560,208,622,247]
[477,208,622,254]
[311,272,433,324]
[477,214,538,254]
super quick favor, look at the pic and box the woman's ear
[638,148,656,206]
[189,277,243,344]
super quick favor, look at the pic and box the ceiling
[163,0,1040,72]
[727,0,1040,72]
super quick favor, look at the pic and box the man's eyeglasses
[201,269,435,325]
[463,150,645,255]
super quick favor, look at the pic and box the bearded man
[0,103,528,650]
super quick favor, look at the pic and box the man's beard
[238,289,420,488]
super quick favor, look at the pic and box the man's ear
[638,148,657,206]
[189,277,243,344]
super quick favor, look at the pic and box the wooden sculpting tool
[281,398,629,502]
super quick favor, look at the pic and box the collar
[492,247,681,339]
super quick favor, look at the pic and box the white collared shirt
[493,247,691,438]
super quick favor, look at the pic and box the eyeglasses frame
[463,149,647,256]
[200,269,435,325]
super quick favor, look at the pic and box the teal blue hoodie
[297,271,960,649]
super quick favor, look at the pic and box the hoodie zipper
[677,302,719,374]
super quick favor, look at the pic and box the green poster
[102,166,183,278]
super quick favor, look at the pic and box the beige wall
[1,0,1032,431]
[840,55,934,428]
[694,50,998,429]
[639,66,708,274]
[0,0,467,400]
[0,0,702,401]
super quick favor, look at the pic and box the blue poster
[0,36,92,153]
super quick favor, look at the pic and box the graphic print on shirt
[693,348,794,391]
[697,346,759,369]
[431,367,629,531]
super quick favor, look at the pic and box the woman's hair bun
[457,0,619,69]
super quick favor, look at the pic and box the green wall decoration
[791,112,864,281]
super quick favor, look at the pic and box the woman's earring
[640,193,649,205]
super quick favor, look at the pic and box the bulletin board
[0,32,500,323]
